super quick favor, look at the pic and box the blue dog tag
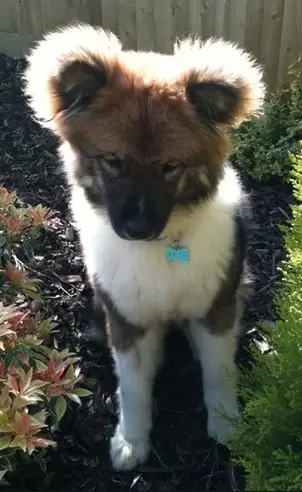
[166,246,190,264]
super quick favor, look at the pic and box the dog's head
[24,24,265,241]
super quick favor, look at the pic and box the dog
[24,23,265,471]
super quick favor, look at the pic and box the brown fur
[62,83,231,236]
[204,213,252,334]
[54,63,234,240]
[24,25,264,241]
[91,275,145,352]
[58,69,231,209]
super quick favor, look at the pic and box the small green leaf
[10,435,27,452]
[0,234,6,248]
[55,395,67,422]
[66,393,82,405]
[0,413,9,425]
[23,235,35,260]
[72,388,93,398]
[24,288,41,300]
[0,468,8,483]
[0,436,11,450]
[64,365,75,380]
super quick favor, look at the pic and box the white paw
[110,426,150,471]
[207,405,240,444]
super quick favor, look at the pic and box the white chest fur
[70,166,242,327]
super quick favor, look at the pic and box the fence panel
[0,0,301,92]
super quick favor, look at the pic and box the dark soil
[0,54,293,492]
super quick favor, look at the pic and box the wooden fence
[0,0,301,92]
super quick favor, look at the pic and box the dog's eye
[102,157,123,176]
[162,163,183,180]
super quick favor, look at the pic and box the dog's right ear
[23,23,122,132]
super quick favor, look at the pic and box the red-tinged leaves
[0,186,16,208]
[9,423,56,454]
[32,369,46,381]
[8,311,29,327]
[1,215,30,239]
[3,264,40,300]
[31,437,56,449]
[10,411,46,437]
[0,303,23,325]
[22,367,34,393]
[10,411,28,435]
[0,188,91,473]
[7,368,47,410]
[20,413,31,434]
[47,386,66,397]
[7,375,19,393]
[47,356,55,377]
[16,353,29,365]
[55,366,65,379]
[26,422,47,436]
[3,263,25,286]
[26,440,35,455]
[27,204,56,228]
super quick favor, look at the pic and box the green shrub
[227,142,302,490]
[0,186,91,484]
[231,65,302,183]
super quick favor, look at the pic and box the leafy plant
[0,185,55,269]
[0,303,91,483]
[231,60,302,183]
[3,263,40,300]
[0,186,91,484]
[227,142,302,490]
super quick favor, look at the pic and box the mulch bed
[0,54,293,492]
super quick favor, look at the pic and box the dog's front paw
[110,426,150,471]
[207,405,240,444]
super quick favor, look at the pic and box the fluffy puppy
[24,23,265,471]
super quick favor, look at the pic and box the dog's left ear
[175,38,265,127]
[186,80,245,126]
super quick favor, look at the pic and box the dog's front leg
[188,319,240,444]
[110,325,164,471]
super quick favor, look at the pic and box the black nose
[122,196,153,240]
[124,217,152,240]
